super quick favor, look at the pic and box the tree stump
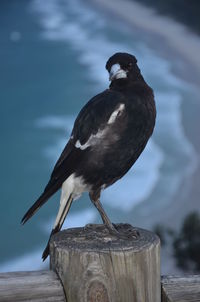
[50,223,160,302]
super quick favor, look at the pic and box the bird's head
[106,52,141,82]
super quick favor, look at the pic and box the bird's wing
[21,89,125,224]
[72,89,125,145]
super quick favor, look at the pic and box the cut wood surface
[0,270,65,302]
[50,223,161,302]
[162,275,200,302]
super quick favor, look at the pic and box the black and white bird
[21,52,156,260]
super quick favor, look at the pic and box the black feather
[21,146,83,224]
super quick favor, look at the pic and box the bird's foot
[84,223,139,240]
[106,223,140,240]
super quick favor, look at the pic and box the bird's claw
[84,223,139,240]
[107,223,140,239]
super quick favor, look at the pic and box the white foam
[35,115,74,162]
[30,0,133,90]
[35,115,74,131]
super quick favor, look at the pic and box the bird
[21,52,156,261]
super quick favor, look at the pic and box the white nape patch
[108,103,125,124]
[75,129,106,150]
[110,63,127,81]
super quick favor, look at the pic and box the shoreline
[88,0,200,274]
[88,0,200,86]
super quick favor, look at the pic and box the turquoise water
[0,0,197,271]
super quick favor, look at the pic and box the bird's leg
[89,193,139,239]
[92,198,117,232]
[89,192,120,235]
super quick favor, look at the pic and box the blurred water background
[0,0,199,272]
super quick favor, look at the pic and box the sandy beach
[88,0,200,274]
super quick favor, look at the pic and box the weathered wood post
[50,223,160,302]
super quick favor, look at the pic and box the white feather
[75,103,125,150]
[75,129,106,150]
[108,103,125,124]
[53,174,89,228]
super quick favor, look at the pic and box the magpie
[21,52,156,261]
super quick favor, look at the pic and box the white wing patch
[75,129,106,150]
[108,103,125,124]
[75,103,125,150]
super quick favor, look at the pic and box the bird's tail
[21,181,62,225]
[42,180,74,261]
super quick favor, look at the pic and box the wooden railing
[161,275,200,302]
[0,224,199,302]
[0,270,65,302]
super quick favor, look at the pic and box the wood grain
[0,270,65,302]
[50,223,161,302]
[162,275,200,302]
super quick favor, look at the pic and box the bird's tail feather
[21,181,62,225]
[42,184,74,261]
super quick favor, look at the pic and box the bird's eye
[128,62,133,68]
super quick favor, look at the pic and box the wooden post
[50,223,160,302]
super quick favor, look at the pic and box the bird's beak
[109,64,127,81]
